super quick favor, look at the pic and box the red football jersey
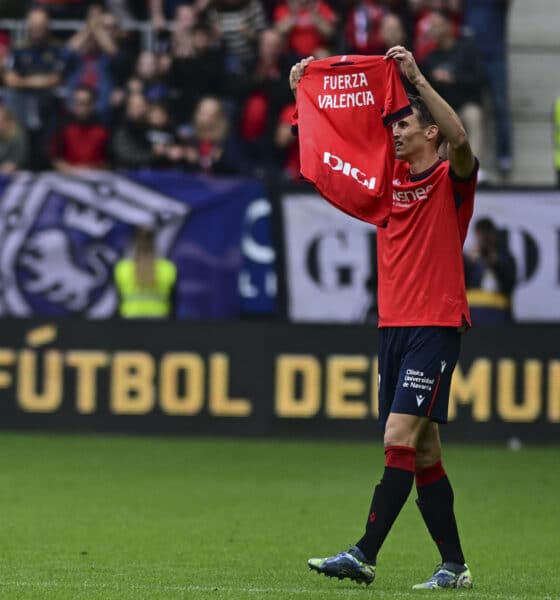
[377,159,477,327]
[294,55,412,226]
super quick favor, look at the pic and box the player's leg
[413,423,472,589]
[308,412,429,585]
[408,331,472,590]
[356,326,463,569]
[353,328,426,563]
[355,412,430,563]
[415,423,466,565]
[308,328,405,585]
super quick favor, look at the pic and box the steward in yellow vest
[114,228,176,318]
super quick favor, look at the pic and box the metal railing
[0,18,159,50]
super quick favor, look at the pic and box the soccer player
[289,46,476,590]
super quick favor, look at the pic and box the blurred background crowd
[0,0,511,184]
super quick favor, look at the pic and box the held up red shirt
[294,55,411,226]
[377,159,478,327]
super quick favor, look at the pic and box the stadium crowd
[0,0,511,181]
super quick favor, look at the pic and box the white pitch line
[0,580,558,599]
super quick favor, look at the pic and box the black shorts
[378,326,461,430]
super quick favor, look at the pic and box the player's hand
[289,56,315,96]
[384,45,424,87]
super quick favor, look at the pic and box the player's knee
[415,422,441,468]
[384,414,427,449]
[415,445,441,469]
[383,421,416,449]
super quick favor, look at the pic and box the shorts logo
[416,394,425,407]
[441,360,447,373]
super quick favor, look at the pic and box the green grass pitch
[0,433,558,599]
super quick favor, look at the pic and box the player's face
[391,112,429,160]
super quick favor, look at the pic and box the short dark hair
[408,94,444,147]
[408,95,435,127]
[475,217,497,234]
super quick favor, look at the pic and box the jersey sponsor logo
[416,394,425,406]
[392,184,433,204]
[323,152,377,190]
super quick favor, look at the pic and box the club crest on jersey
[323,152,377,190]
[392,184,433,204]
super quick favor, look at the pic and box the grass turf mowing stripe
[0,433,558,599]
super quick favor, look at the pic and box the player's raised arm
[289,56,315,98]
[385,45,475,178]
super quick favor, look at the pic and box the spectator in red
[344,0,386,55]
[239,28,293,174]
[273,0,337,59]
[274,102,300,182]
[409,0,462,63]
[0,31,10,72]
[49,85,110,173]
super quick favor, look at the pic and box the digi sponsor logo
[392,184,433,204]
[323,152,377,190]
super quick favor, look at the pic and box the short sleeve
[382,58,412,127]
[449,159,478,207]
[449,159,478,240]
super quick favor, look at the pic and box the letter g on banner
[307,231,357,289]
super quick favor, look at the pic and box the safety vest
[554,97,560,170]
[114,258,176,318]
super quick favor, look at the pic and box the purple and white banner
[0,171,276,319]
